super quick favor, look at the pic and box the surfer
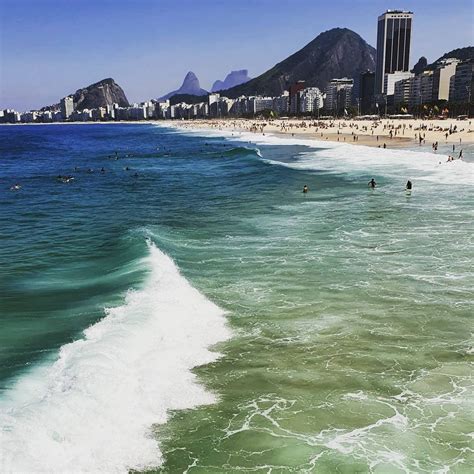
[368,178,376,189]
[302,185,309,193]
[10,183,21,191]
[405,180,412,191]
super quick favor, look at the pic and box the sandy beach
[171,117,474,151]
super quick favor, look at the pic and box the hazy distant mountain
[222,28,376,98]
[159,71,208,100]
[73,78,129,111]
[211,70,252,92]
[425,46,474,70]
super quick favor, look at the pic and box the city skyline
[1,0,473,111]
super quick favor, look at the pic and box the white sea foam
[163,124,474,186]
[0,241,230,473]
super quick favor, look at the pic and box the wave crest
[0,241,230,473]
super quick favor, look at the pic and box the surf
[0,240,230,473]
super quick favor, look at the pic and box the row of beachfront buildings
[2,56,472,124]
[2,8,473,124]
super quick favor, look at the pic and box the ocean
[0,123,473,473]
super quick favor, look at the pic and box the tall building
[272,91,289,115]
[409,71,434,107]
[432,58,459,101]
[452,60,474,102]
[325,78,353,114]
[384,71,414,96]
[299,87,324,114]
[60,96,74,119]
[359,71,375,114]
[288,81,306,114]
[375,10,413,95]
[394,78,411,105]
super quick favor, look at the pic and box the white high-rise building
[299,87,324,113]
[383,71,414,96]
[60,96,74,119]
[432,58,460,101]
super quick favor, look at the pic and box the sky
[1,0,473,111]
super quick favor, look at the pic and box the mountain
[159,71,208,100]
[73,78,129,111]
[411,56,428,75]
[221,28,375,98]
[425,46,474,70]
[211,70,252,92]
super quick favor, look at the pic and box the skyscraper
[375,10,413,95]
[60,96,74,119]
[359,71,375,114]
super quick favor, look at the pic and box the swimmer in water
[303,185,309,193]
[405,180,412,191]
[10,184,21,191]
[368,178,376,189]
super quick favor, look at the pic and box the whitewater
[0,241,230,473]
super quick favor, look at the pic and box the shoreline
[4,118,474,152]
[169,117,474,150]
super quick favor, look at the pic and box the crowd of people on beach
[176,117,471,152]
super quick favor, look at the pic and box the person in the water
[406,180,412,191]
[302,185,309,193]
[368,178,376,188]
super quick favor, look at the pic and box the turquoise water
[0,124,473,473]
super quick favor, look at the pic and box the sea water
[0,123,472,473]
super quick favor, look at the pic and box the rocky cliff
[72,78,129,111]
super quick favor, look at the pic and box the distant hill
[221,28,376,98]
[425,46,474,70]
[40,78,129,111]
[411,56,428,75]
[73,78,129,111]
[159,72,208,100]
[211,70,252,92]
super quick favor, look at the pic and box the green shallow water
[0,124,473,473]
[149,184,473,473]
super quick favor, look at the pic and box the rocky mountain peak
[159,71,208,100]
[73,78,129,111]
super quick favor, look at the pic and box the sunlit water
[0,123,472,473]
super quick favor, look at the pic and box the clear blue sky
[1,0,473,111]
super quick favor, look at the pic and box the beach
[0,122,473,473]
[171,117,474,151]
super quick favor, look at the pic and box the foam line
[161,123,474,186]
